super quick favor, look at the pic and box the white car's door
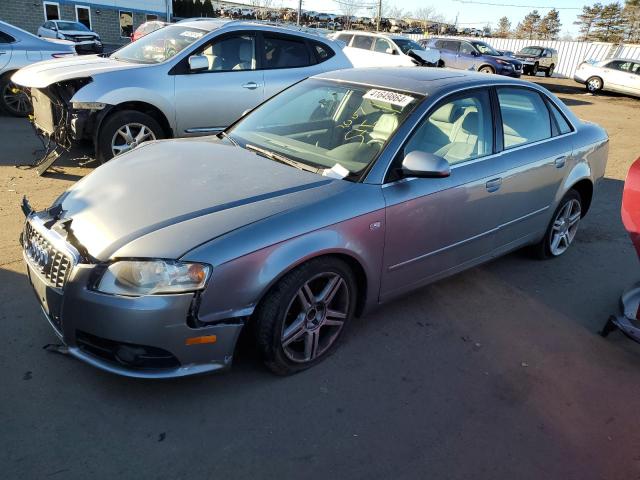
[629,62,640,96]
[602,60,633,93]
[174,32,264,136]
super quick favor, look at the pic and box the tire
[586,76,603,93]
[531,62,539,75]
[479,65,495,74]
[96,110,164,163]
[545,64,555,77]
[254,257,357,375]
[532,190,582,259]
[0,73,32,117]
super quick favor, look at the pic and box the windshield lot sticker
[363,89,414,107]
[180,30,204,39]
[322,163,350,179]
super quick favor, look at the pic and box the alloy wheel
[549,198,581,256]
[280,272,350,363]
[2,81,31,116]
[111,123,156,157]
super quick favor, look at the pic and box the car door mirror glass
[401,151,450,178]
[188,55,209,72]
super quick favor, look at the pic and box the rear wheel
[96,110,164,163]
[586,76,603,93]
[254,257,357,375]
[545,64,555,77]
[532,190,582,259]
[0,73,31,117]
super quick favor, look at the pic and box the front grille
[23,222,73,289]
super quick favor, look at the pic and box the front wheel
[586,76,603,93]
[0,74,32,117]
[532,190,582,259]
[479,65,495,74]
[96,110,164,163]
[254,257,357,375]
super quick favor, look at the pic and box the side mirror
[472,50,480,57]
[401,151,450,178]
[188,55,208,72]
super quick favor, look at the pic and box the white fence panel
[406,34,640,78]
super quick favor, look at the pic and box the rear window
[0,31,15,43]
[498,87,552,148]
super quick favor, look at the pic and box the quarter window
[404,90,494,165]
[546,100,572,135]
[200,34,256,71]
[498,88,552,148]
[119,11,133,38]
[263,35,310,68]
[336,33,353,45]
[0,31,15,43]
[312,41,335,62]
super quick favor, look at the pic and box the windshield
[56,21,89,32]
[520,47,543,56]
[112,25,206,64]
[473,42,500,56]
[394,38,424,54]
[227,79,421,181]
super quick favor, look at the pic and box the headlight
[95,260,211,296]
[72,101,106,110]
[495,59,510,66]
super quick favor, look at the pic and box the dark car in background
[514,46,558,77]
[422,38,523,77]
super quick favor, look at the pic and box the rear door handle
[485,178,502,193]
[554,155,566,168]
[241,82,261,90]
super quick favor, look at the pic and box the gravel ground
[1,76,640,480]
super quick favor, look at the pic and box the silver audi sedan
[22,68,608,378]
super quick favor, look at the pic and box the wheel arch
[478,64,495,73]
[569,178,594,216]
[100,101,173,138]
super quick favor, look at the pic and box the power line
[452,0,581,9]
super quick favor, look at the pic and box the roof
[175,19,330,41]
[315,67,534,96]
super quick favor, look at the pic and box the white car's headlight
[96,260,211,296]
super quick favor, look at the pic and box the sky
[275,0,604,37]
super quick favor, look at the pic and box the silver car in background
[37,20,103,54]
[13,19,353,162]
[0,20,75,116]
[22,68,608,378]
[574,58,640,97]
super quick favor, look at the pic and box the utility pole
[376,0,382,31]
[297,0,302,25]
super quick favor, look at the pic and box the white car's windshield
[227,80,421,181]
[394,39,424,54]
[56,21,89,32]
[112,25,207,64]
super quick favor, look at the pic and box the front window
[198,34,256,71]
[520,47,543,56]
[55,21,89,32]
[473,42,500,56]
[111,25,207,64]
[393,38,424,55]
[227,80,421,181]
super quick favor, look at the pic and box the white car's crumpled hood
[12,56,143,88]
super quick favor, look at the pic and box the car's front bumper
[22,217,243,379]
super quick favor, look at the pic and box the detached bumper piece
[602,282,640,343]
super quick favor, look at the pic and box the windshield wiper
[218,131,238,147]
[245,144,320,174]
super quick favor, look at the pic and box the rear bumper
[24,251,244,379]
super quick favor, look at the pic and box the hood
[515,53,536,59]
[498,55,522,65]
[408,48,440,64]
[56,140,340,261]
[12,55,143,88]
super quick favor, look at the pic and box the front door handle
[485,178,502,193]
[241,82,261,90]
[554,155,567,168]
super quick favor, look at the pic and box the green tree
[540,9,562,39]
[495,16,511,38]
[624,0,640,42]
[202,0,214,17]
[594,2,625,42]
[515,10,541,39]
[574,4,603,40]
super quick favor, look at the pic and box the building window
[43,1,60,21]
[76,6,91,29]
[119,11,133,38]
[146,14,158,22]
